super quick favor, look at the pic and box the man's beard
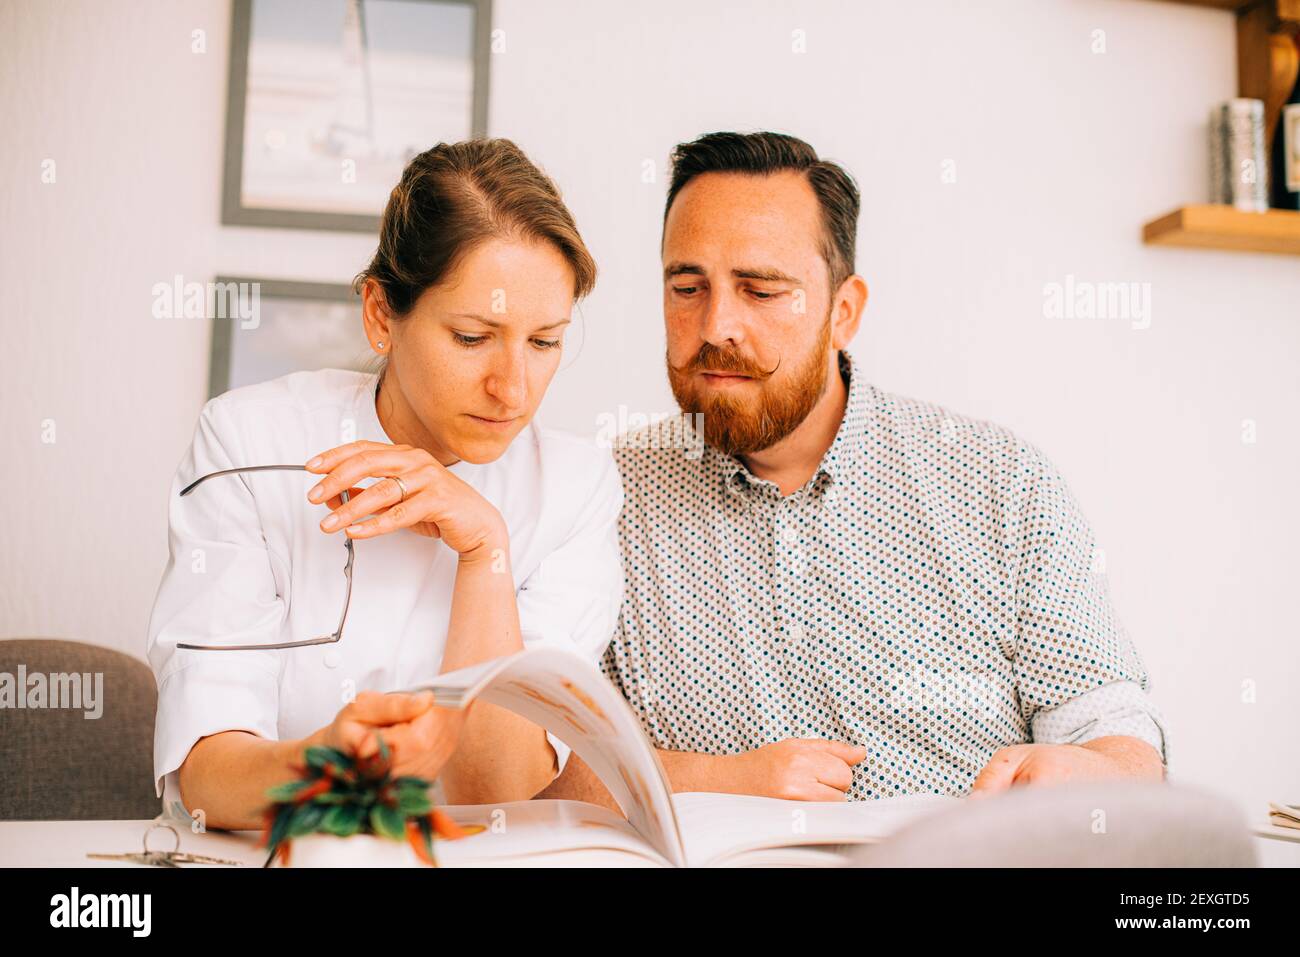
[667,316,833,457]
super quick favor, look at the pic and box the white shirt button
[782,527,798,545]
[323,650,341,669]
[789,622,805,642]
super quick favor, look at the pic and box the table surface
[0,819,662,868]
[0,816,1294,868]
[0,819,269,868]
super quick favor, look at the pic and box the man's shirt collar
[704,349,871,502]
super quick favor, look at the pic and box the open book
[1268,802,1300,831]
[409,648,958,867]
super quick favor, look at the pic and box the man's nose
[699,287,745,348]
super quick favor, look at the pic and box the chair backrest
[0,638,161,821]
[850,781,1258,867]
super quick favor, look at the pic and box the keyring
[143,821,181,856]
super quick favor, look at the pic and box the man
[545,131,1167,806]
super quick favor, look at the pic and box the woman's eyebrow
[447,313,572,331]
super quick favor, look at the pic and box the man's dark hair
[663,131,860,291]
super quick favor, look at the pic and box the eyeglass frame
[174,465,354,652]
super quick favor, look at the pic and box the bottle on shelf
[1269,35,1300,211]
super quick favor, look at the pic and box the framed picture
[208,277,373,398]
[221,0,491,231]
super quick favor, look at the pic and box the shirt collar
[820,349,871,484]
[706,349,871,498]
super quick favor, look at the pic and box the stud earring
[376,341,385,350]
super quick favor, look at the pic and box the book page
[412,648,687,867]
[672,791,959,867]
[432,799,667,867]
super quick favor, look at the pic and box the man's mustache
[670,342,782,379]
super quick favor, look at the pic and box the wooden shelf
[1143,204,1300,254]
[1149,0,1300,19]
[1155,1,1268,11]
[1137,3,1300,256]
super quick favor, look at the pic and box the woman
[147,139,623,830]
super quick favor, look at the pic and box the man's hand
[538,738,869,812]
[969,736,1164,798]
[732,739,868,801]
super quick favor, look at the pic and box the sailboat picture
[222,0,488,230]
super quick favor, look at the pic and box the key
[164,851,243,866]
[85,820,240,867]
[87,851,180,867]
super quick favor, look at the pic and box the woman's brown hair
[354,138,597,318]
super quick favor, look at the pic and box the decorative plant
[261,736,467,867]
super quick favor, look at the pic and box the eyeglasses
[175,465,354,652]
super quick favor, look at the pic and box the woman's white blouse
[147,368,624,810]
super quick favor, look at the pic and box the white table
[0,819,660,868]
[0,815,1294,868]
[0,819,268,868]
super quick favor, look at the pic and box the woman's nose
[485,349,527,410]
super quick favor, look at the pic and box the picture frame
[221,0,492,232]
[207,276,372,398]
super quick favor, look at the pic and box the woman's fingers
[326,691,442,761]
[340,485,439,538]
[305,440,403,475]
[333,721,375,758]
[320,476,410,533]
[306,444,433,508]
[308,449,409,505]
[347,690,435,727]
[355,729,382,759]
[324,486,365,511]
[387,707,464,778]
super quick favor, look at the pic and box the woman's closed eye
[453,331,562,351]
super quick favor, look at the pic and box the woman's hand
[321,690,466,783]
[304,440,507,559]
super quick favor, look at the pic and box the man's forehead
[663,170,823,264]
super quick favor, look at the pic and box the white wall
[3,0,1298,836]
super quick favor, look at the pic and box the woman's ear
[360,279,394,353]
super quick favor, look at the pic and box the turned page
[414,647,687,867]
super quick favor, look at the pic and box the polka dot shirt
[601,350,1168,799]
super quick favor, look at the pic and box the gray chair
[852,781,1257,867]
[0,638,161,821]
